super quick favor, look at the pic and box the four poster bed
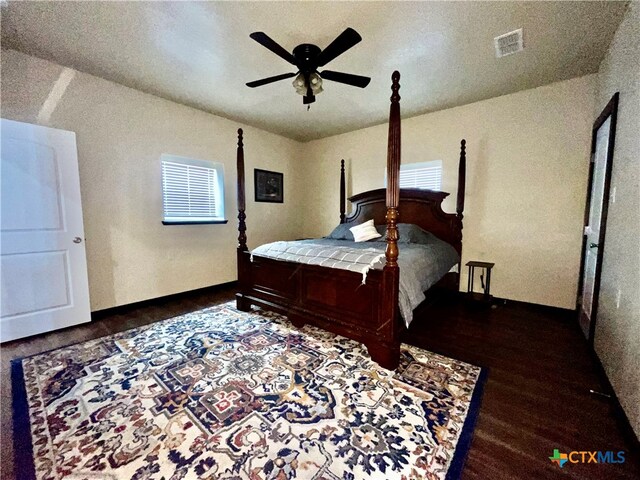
[235,71,466,370]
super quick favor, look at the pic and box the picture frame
[254,169,283,203]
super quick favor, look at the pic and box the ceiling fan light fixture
[292,72,323,96]
[292,73,307,95]
[309,72,323,95]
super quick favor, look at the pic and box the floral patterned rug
[12,302,486,480]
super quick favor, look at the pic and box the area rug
[12,302,486,480]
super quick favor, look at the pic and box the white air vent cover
[494,28,524,58]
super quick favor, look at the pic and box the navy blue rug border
[445,366,489,480]
[11,358,37,480]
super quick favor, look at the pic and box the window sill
[162,220,228,225]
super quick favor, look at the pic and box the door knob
[73,237,83,244]
[589,242,599,249]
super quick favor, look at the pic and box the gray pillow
[325,223,355,240]
[375,223,435,244]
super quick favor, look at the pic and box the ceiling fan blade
[246,72,297,88]
[316,28,362,67]
[319,70,371,88]
[249,32,297,66]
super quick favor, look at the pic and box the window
[398,160,442,190]
[161,155,226,224]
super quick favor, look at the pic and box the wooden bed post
[237,128,247,252]
[369,71,402,370]
[456,139,466,222]
[236,128,251,311]
[339,159,346,224]
[385,71,401,268]
[453,139,466,291]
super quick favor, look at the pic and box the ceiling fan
[246,27,371,105]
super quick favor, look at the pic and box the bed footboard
[236,252,401,369]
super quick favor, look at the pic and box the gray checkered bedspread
[251,238,459,327]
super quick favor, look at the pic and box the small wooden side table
[466,261,495,302]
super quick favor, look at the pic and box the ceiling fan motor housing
[292,44,322,73]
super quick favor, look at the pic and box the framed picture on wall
[254,169,283,203]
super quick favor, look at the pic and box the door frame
[577,92,619,343]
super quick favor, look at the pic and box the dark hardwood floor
[1,287,638,479]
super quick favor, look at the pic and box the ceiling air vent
[494,28,524,58]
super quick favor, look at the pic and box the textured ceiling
[1,1,628,141]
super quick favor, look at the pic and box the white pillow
[349,219,382,242]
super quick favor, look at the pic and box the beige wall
[300,75,596,310]
[1,49,305,311]
[593,2,640,438]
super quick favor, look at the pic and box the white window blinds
[161,155,225,224]
[399,160,443,190]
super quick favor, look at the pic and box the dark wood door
[577,93,619,341]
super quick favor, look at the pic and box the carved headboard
[344,188,463,255]
[338,139,466,256]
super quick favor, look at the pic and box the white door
[1,119,91,342]
[579,117,611,339]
